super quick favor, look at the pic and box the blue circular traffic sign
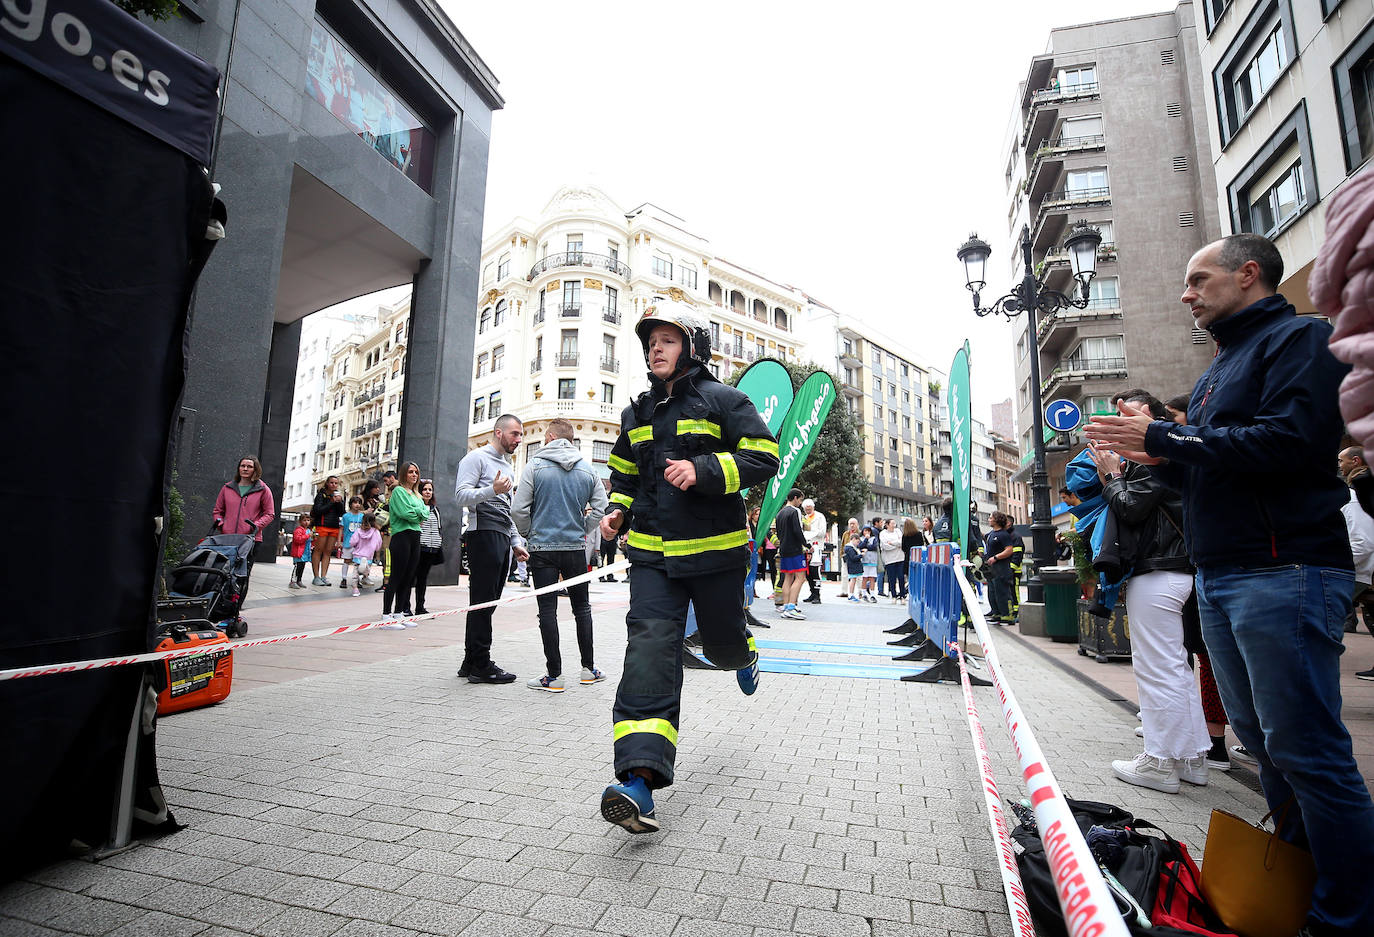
[1045,399,1082,433]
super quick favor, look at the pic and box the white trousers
[1126,569,1210,760]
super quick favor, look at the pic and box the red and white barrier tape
[0,559,633,682]
[953,564,1129,937]
[953,641,1036,937]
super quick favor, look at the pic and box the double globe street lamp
[955,221,1103,602]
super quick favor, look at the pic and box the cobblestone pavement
[3,584,1268,937]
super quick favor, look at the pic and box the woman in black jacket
[1087,390,1211,796]
[310,476,345,585]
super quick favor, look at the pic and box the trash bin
[1039,567,1081,643]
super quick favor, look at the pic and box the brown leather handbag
[1200,800,1316,937]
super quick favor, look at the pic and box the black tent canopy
[1,0,222,877]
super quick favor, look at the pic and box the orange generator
[155,625,234,715]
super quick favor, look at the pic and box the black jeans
[464,529,510,669]
[885,561,907,598]
[415,548,441,610]
[529,550,595,678]
[613,563,751,789]
[383,529,420,614]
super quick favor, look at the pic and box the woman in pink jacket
[212,456,277,541]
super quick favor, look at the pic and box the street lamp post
[955,221,1102,602]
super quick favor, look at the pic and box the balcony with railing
[318,412,329,425]
[603,307,621,325]
[1021,81,1101,149]
[557,352,580,367]
[350,426,366,439]
[1035,301,1124,354]
[558,303,581,319]
[316,440,327,452]
[1032,187,1111,254]
[1038,242,1117,290]
[1040,355,1128,398]
[529,356,542,374]
[1025,134,1107,199]
[600,356,619,374]
[368,418,382,433]
[528,252,631,281]
[532,308,545,325]
[353,383,385,407]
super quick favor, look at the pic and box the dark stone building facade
[151,0,500,569]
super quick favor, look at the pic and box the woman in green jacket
[381,461,430,622]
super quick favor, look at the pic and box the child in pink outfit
[348,514,383,597]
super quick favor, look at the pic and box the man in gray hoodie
[513,418,609,692]
[454,413,528,684]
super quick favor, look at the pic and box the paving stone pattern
[3,589,1267,936]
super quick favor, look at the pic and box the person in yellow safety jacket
[597,298,780,834]
[1008,537,1025,620]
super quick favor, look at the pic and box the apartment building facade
[312,297,411,495]
[1005,3,1222,492]
[1194,0,1374,302]
[468,186,804,475]
[796,300,947,520]
[283,309,378,512]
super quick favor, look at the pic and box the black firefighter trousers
[613,562,753,789]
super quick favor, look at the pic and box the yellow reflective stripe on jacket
[738,436,779,457]
[628,425,654,445]
[613,718,678,747]
[626,528,749,556]
[716,452,740,494]
[608,454,638,475]
[627,530,663,552]
[676,419,721,438]
[610,492,634,510]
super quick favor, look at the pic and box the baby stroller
[160,532,256,638]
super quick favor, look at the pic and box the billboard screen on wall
[305,20,436,194]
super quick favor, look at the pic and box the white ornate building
[468,186,806,475]
[311,294,411,496]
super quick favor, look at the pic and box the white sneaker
[352,589,361,597]
[781,607,806,620]
[1178,754,1209,787]
[1112,752,1180,794]
[378,620,406,631]
[1134,726,1144,738]
[527,675,565,692]
[580,667,607,684]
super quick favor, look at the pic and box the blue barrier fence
[906,543,960,660]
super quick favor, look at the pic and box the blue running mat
[755,639,914,658]
[758,657,925,680]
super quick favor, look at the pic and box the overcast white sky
[431,0,1177,425]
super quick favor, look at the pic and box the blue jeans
[1196,564,1374,935]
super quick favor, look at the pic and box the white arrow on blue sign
[1045,399,1082,433]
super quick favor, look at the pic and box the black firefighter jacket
[607,367,779,578]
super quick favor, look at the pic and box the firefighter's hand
[665,458,697,490]
[600,510,624,540]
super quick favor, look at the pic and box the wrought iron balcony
[1040,356,1128,397]
[1038,186,1110,210]
[600,356,619,374]
[603,308,621,325]
[557,352,580,367]
[350,426,365,439]
[368,418,382,432]
[528,252,631,281]
[1035,305,1124,349]
[559,303,581,318]
[318,412,329,425]
[532,309,545,325]
[529,356,542,374]
[316,441,326,452]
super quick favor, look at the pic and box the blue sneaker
[600,776,659,833]
[737,652,761,696]
[736,635,760,696]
